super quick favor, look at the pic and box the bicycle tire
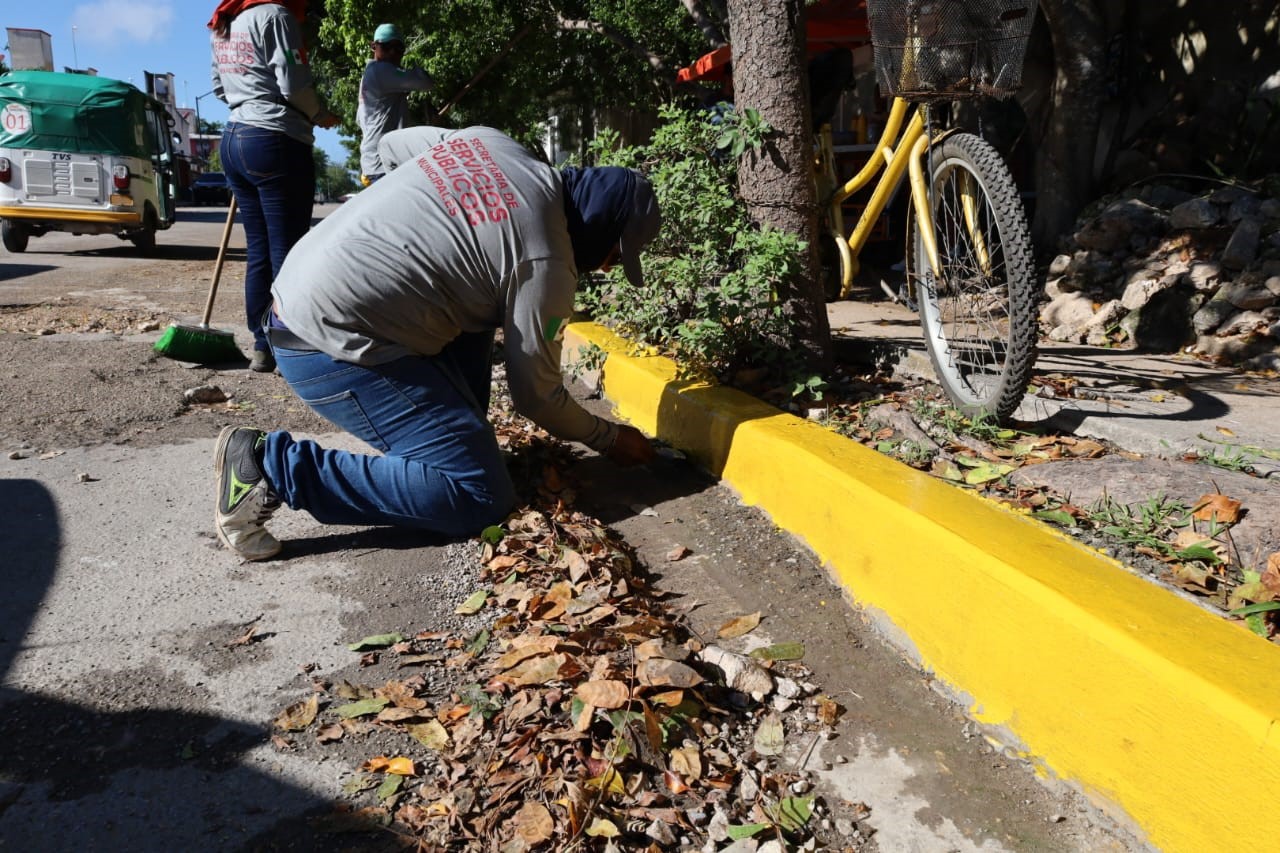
[909,132,1037,423]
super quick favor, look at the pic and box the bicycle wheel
[910,132,1037,423]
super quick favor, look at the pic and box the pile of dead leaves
[271,463,851,851]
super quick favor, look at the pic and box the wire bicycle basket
[866,0,1038,101]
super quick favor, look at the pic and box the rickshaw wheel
[1,221,29,254]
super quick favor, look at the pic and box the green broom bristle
[154,323,244,363]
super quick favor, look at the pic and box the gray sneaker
[214,426,281,560]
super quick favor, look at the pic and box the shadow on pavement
[0,262,58,283]
[0,479,363,847]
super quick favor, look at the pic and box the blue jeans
[220,123,315,352]
[262,331,516,537]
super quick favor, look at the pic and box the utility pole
[71,25,78,69]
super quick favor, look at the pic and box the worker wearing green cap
[357,23,433,184]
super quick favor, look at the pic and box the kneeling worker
[213,125,660,561]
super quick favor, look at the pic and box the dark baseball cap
[618,172,661,289]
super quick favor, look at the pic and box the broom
[154,197,244,363]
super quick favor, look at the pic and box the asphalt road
[0,203,1141,851]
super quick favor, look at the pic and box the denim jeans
[262,331,516,537]
[220,123,315,352]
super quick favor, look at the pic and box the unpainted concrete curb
[564,321,1280,852]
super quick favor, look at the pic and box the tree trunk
[725,0,831,370]
[1031,0,1108,252]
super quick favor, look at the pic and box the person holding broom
[209,0,338,373]
[213,125,660,561]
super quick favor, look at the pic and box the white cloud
[71,1,176,44]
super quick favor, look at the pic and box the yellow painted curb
[565,321,1280,852]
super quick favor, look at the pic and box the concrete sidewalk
[829,298,1280,469]
[564,314,1280,853]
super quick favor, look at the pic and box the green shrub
[575,105,806,380]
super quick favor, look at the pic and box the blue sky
[2,1,350,165]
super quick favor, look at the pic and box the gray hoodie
[210,4,328,145]
[271,126,617,452]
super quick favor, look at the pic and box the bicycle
[817,0,1039,424]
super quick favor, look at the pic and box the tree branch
[679,0,728,48]
[556,14,669,74]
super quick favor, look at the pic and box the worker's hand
[606,425,656,467]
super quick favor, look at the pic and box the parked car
[191,171,231,206]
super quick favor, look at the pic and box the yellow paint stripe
[565,321,1280,851]
[0,206,141,225]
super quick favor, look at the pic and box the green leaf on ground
[754,712,784,755]
[376,774,403,801]
[455,590,488,615]
[1230,601,1280,616]
[480,525,505,544]
[335,697,390,718]
[727,823,769,840]
[1032,509,1076,527]
[347,633,405,651]
[770,796,815,832]
[466,628,490,655]
[749,641,805,661]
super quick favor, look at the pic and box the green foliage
[310,1,715,160]
[574,105,807,380]
[714,106,772,159]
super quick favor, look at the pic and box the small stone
[184,384,228,404]
[37,327,55,336]
[137,321,161,332]
[1169,197,1219,229]
[771,695,795,712]
[1222,219,1263,269]
[75,472,97,483]
[790,779,812,794]
[1221,283,1277,311]
[1050,813,1066,823]
[7,451,25,460]
[834,754,847,764]
[647,818,677,845]
[1187,261,1223,291]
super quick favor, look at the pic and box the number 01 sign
[2,104,32,134]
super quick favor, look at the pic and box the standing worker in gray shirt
[212,125,660,561]
[357,23,433,185]
[209,0,338,373]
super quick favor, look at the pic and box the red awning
[675,0,869,84]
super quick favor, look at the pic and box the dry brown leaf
[666,545,691,562]
[669,746,703,781]
[315,723,344,743]
[377,706,425,723]
[515,802,555,844]
[576,679,630,709]
[663,769,690,795]
[494,636,561,670]
[637,658,703,688]
[1215,425,1236,437]
[1262,553,1280,593]
[647,689,685,707]
[273,694,319,732]
[815,695,842,726]
[226,619,260,647]
[1192,493,1243,524]
[560,547,591,582]
[716,611,761,640]
[362,755,417,776]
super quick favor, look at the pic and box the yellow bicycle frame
[816,97,945,299]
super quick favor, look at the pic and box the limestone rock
[1221,218,1262,269]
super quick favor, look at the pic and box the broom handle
[201,197,238,328]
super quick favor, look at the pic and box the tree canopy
[311,0,720,165]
